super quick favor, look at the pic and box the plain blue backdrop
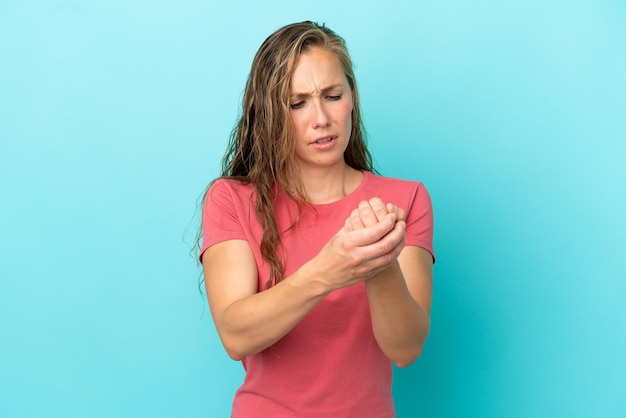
[1,1,625,417]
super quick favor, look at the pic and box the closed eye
[326,94,342,101]
[290,101,305,109]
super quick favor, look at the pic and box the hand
[344,198,406,232]
[307,199,406,293]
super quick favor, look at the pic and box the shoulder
[206,178,255,205]
[362,172,430,199]
[208,177,254,196]
[361,172,433,222]
[202,178,259,222]
[364,173,435,260]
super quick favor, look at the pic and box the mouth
[311,136,336,145]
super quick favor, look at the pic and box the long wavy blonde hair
[207,21,374,289]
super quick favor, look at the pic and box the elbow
[223,339,249,361]
[390,338,428,368]
[392,318,431,367]
[216,319,254,361]
[393,360,414,369]
[393,358,416,368]
[392,346,423,368]
[225,347,245,362]
[221,333,262,361]
[219,333,248,361]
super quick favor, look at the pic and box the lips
[311,136,336,145]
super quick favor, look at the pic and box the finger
[349,208,365,230]
[350,221,406,275]
[369,198,388,222]
[363,237,406,277]
[358,200,378,227]
[344,216,353,232]
[346,212,397,247]
[363,219,406,260]
[386,202,395,215]
[386,202,406,222]
[396,207,406,222]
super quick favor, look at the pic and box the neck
[298,163,363,204]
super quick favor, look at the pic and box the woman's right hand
[305,208,406,293]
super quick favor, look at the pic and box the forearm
[207,213,404,361]
[217,263,328,360]
[365,261,431,368]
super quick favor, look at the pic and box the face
[289,47,353,172]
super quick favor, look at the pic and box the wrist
[365,260,402,289]
[289,260,333,298]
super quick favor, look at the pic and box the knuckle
[379,241,391,254]
[347,252,361,267]
[359,202,374,215]
[353,265,367,277]
[371,199,385,211]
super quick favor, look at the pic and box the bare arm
[346,198,433,367]
[365,248,432,367]
[203,211,406,360]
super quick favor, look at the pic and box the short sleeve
[405,183,435,263]
[199,180,249,261]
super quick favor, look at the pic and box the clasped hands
[313,198,406,291]
[344,197,406,234]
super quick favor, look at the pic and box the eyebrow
[289,84,344,99]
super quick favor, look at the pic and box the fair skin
[346,199,433,366]
[202,47,432,367]
[289,47,359,203]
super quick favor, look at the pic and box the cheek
[290,113,306,135]
[343,103,353,130]
[344,96,354,121]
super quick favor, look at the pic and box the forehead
[290,47,348,93]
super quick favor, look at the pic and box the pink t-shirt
[201,171,434,417]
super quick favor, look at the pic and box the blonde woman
[200,21,435,417]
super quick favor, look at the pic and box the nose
[312,99,331,128]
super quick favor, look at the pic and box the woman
[200,21,434,417]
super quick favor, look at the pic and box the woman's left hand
[344,198,406,232]
[342,197,432,368]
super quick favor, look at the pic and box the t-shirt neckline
[308,170,372,209]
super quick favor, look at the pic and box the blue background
[1,1,625,417]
